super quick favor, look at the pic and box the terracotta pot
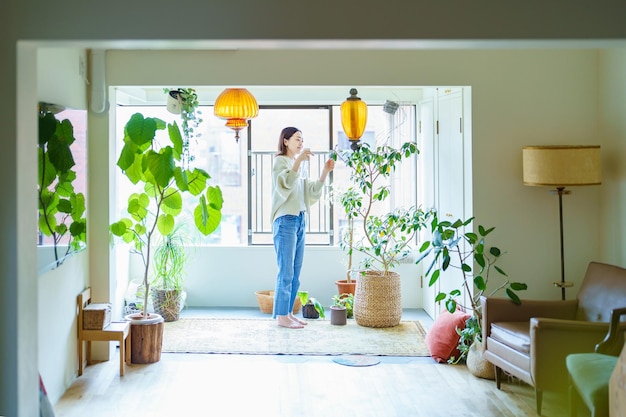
[335,279,357,296]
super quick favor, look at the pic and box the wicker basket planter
[354,271,402,328]
[255,290,302,314]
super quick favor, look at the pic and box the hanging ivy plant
[164,87,202,168]
[38,106,87,267]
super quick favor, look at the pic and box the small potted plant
[330,293,355,325]
[416,214,527,376]
[297,291,325,319]
[150,222,192,322]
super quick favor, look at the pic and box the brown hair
[276,126,300,156]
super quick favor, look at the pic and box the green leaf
[505,288,522,304]
[435,292,446,302]
[428,269,440,286]
[445,299,457,314]
[186,168,210,196]
[157,213,175,236]
[125,113,159,148]
[490,246,501,257]
[146,148,175,188]
[194,195,222,236]
[474,275,486,291]
[110,219,130,236]
[167,122,184,158]
[510,282,528,291]
[161,188,183,217]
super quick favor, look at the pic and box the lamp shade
[213,88,259,141]
[340,88,367,142]
[522,145,601,187]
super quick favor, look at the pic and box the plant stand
[330,306,347,325]
[125,313,164,364]
[354,271,402,328]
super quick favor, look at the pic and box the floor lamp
[522,145,602,300]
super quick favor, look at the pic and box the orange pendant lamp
[340,88,367,150]
[214,88,259,143]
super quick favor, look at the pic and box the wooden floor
[53,309,571,417]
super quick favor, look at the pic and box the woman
[271,127,335,328]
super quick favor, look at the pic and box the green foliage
[332,293,354,318]
[38,110,87,267]
[163,88,202,168]
[110,112,223,317]
[416,213,528,360]
[332,142,432,275]
[297,291,325,319]
[151,223,191,292]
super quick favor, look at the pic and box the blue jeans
[272,212,306,317]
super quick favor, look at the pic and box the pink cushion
[425,309,471,363]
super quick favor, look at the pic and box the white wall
[36,47,90,404]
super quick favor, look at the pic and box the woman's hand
[319,158,335,182]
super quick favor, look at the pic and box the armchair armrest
[596,307,626,355]
[530,317,610,390]
[481,296,578,345]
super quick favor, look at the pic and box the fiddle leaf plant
[38,109,87,267]
[416,213,527,361]
[110,112,223,318]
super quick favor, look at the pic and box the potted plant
[110,112,223,363]
[163,87,202,169]
[150,222,192,322]
[335,188,359,296]
[37,104,87,268]
[332,293,354,319]
[297,291,325,319]
[330,293,355,325]
[332,142,432,328]
[416,214,527,376]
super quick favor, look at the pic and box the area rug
[162,318,429,357]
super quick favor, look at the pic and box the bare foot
[288,313,308,325]
[277,316,304,329]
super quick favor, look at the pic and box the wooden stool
[77,288,131,376]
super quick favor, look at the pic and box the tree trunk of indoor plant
[354,270,402,328]
[125,313,164,364]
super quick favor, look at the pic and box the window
[115,101,417,247]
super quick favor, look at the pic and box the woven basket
[254,290,302,314]
[354,270,402,328]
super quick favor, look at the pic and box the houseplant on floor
[150,222,192,322]
[416,214,527,377]
[297,291,325,319]
[332,142,432,328]
[335,188,358,296]
[110,112,223,363]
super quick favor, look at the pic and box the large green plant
[110,113,223,318]
[416,214,527,361]
[38,109,87,267]
[152,223,190,292]
[332,142,432,276]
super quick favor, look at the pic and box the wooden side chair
[77,287,131,376]
[566,307,626,417]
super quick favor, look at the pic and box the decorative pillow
[425,308,472,363]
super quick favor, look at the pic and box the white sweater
[271,155,325,223]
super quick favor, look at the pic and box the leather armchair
[482,262,626,415]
